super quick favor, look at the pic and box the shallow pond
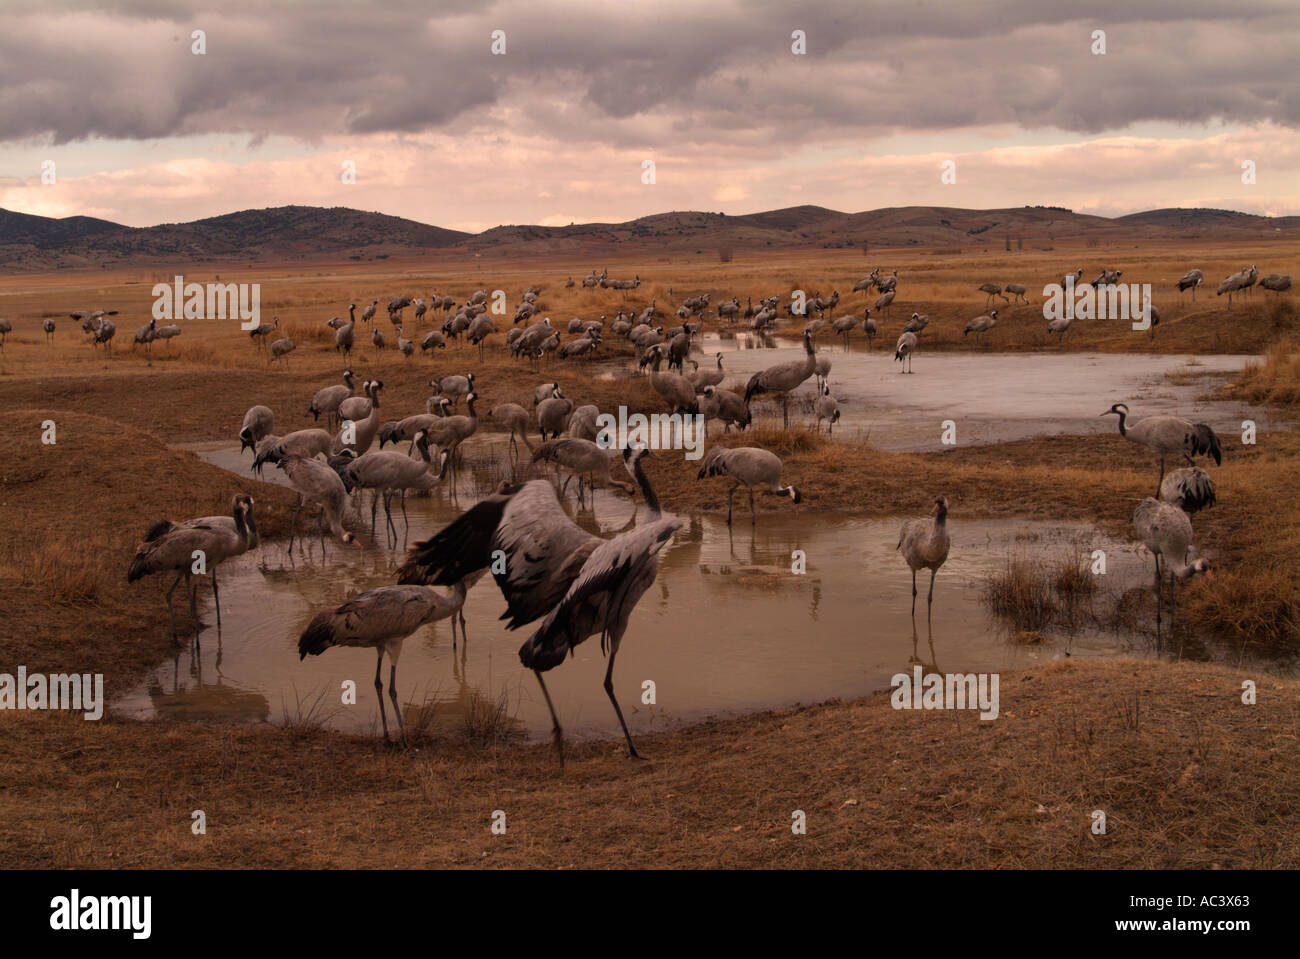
[119,443,1194,741]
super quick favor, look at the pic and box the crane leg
[603,642,642,759]
[374,650,391,744]
[911,569,917,617]
[186,572,201,648]
[164,572,183,643]
[289,498,302,554]
[211,567,222,631]
[1169,570,1176,644]
[388,661,407,749]
[749,487,757,524]
[727,482,737,526]
[1153,555,1163,650]
[534,669,565,769]
[927,569,937,621]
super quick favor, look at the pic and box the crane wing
[519,518,681,669]
[397,480,598,630]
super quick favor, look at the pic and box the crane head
[1100,402,1129,417]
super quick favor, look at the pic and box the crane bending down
[695,446,800,525]
[127,495,258,641]
[272,450,360,552]
[1101,403,1222,494]
[397,446,680,766]
[744,329,816,428]
[298,574,481,747]
[1132,497,1213,644]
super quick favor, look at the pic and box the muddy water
[120,443,1169,740]
[693,338,1272,451]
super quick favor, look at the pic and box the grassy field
[1,241,1297,868]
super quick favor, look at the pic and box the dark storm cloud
[1,0,1296,146]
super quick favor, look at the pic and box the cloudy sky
[1,0,1297,232]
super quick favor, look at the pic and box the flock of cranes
[78,258,1254,758]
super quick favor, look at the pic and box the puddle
[120,443,1259,741]
[687,344,1273,451]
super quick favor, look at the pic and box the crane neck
[630,454,662,518]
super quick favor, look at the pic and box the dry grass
[1233,336,1300,407]
[984,552,1100,633]
[0,248,1298,869]
[2,660,1298,868]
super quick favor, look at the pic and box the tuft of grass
[279,687,339,737]
[461,688,517,746]
[985,557,1058,631]
[985,552,1098,633]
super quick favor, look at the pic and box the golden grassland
[0,242,1297,868]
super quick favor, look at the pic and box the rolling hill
[0,203,1291,270]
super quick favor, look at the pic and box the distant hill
[0,205,470,270]
[1118,207,1300,233]
[0,202,1290,270]
[0,209,122,247]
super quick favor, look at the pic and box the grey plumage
[687,353,725,391]
[744,329,816,428]
[239,405,274,454]
[345,438,451,539]
[298,576,479,747]
[250,316,279,348]
[978,282,1008,307]
[275,452,358,551]
[490,402,536,460]
[334,380,384,455]
[1159,467,1216,514]
[1101,402,1222,493]
[646,346,700,414]
[531,437,635,505]
[1004,283,1029,304]
[269,337,296,367]
[308,370,356,427]
[814,384,840,434]
[894,331,918,372]
[398,447,679,764]
[127,494,258,641]
[1177,269,1204,299]
[897,496,950,620]
[696,446,800,525]
[537,389,574,440]
[963,310,998,342]
[699,385,751,433]
[252,428,334,474]
[1133,497,1213,643]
